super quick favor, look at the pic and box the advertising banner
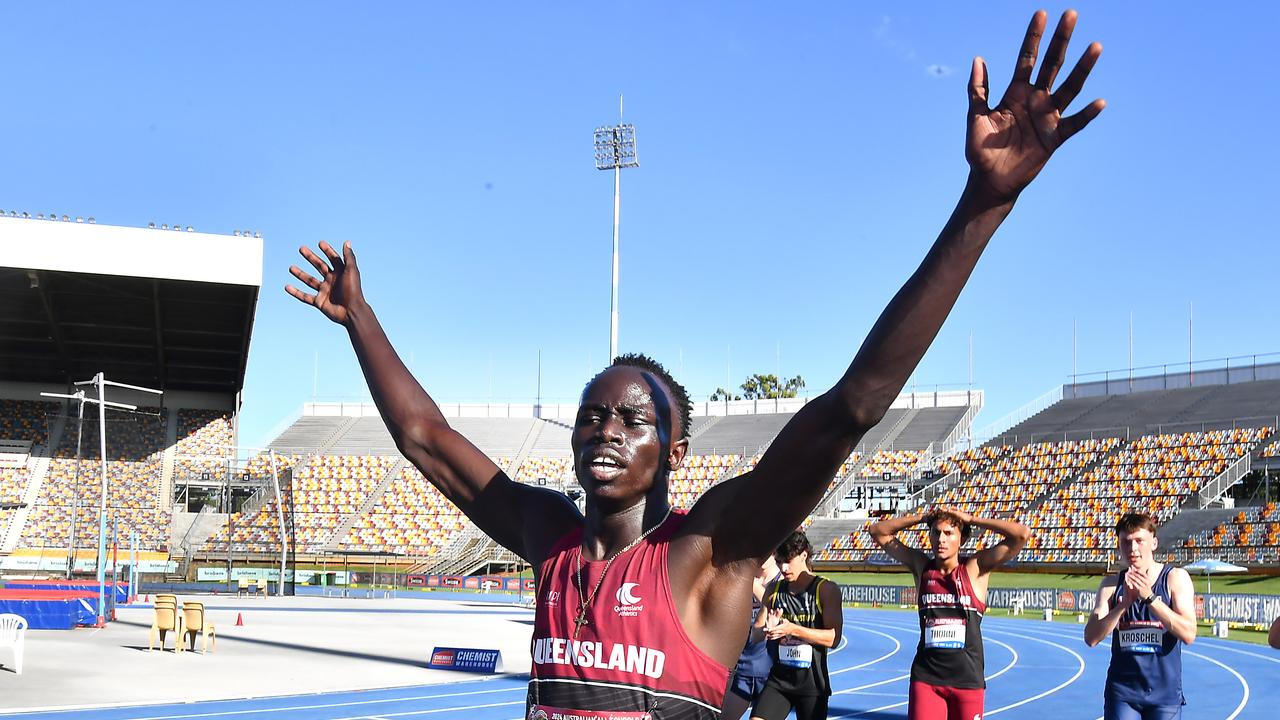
[839,584,1278,625]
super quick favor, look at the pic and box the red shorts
[908,680,985,720]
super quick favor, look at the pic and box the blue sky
[2,3,1276,449]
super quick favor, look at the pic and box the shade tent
[1182,558,1248,593]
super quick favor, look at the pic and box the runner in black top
[868,506,1029,720]
[750,532,842,720]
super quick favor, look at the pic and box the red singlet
[529,511,731,720]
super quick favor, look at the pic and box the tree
[712,373,805,402]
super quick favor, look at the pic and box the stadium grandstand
[2,214,1278,588]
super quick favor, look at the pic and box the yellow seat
[181,601,217,653]
[149,600,182,652]
[237,578,250,597]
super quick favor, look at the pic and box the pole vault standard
[212,445,287,596]
[43,373,162,626]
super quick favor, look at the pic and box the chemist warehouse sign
[840,585,1279,624]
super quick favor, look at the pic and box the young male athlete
[287,11,1104,718]
[868,507,1030,719]
[722,556,779,720]
[749,532,841,720]
[1270,616,1280,650]
[1085,513,1197,719]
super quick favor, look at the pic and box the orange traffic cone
[235,613,244,626]
[142,594,149,603]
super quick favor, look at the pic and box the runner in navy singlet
[869,506,1030,719]
[722,556,779,720]
[1085,513,1197,720]
[286,10,1105,717]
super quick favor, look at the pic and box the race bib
[1118,621,1164,654]
[778,638,814,668]
[924,618,967,649]
[529,705,650,720]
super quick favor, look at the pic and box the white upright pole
[610,163,620,363]
[271,450,287,596]
[95,372,109,626]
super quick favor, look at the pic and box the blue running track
[10,609,1277,719]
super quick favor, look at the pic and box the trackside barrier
[839,584,1280,625]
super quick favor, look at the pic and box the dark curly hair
[584,352,692,441]
[774,530,813,564]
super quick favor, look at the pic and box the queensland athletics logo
[614,582,643,617]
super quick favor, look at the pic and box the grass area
[825,570,1280,595]
[845,604,1276,646]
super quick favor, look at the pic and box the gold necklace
[572,508,673,640]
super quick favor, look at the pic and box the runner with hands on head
[868,505,1030,719]
[286,9,1101,718]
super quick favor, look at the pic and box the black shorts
[751,684,828,720]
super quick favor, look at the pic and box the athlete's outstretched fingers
[319,240,344,269]
[1034,10,1077,90]
[299,245,331,278]
[284,283,315,305]
[1052,42,1102,111]
[1059,98,1106,142]
[1011,10,1048,84]
[289,265,322,290]
[968,57,990,117]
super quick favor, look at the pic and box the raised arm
[867,512,930,578]
[697,10,1105,562]
[952,508,1031,576]
[286,241,580,562]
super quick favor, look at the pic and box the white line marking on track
[829,627,1021,717]
[1193,641,1280,665]
[830,633,849,655]
[115,686,526,720]
[334,700,524,720]
[982,629,1085,716]
[1185,648,1249,720]
[831,625,902,675]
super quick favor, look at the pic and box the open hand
[286,241,365,326]
[967,10,1105,202]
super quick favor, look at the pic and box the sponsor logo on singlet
[544,590,561,609]
[614,583,643,617]
[532,636,666,679]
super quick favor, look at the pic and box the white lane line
[335,700,524,720]
[982,629,1085,716]
[1185,648,1249,720]
[113,686,526,720]
[831,625,903,675]
[830,633,849,656]
[829,629,1022,717]
[1193,641,1280,665]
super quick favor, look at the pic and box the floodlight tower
[594,96,639,364]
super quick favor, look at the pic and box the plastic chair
[256,578,268,597]
[180,601,216,653]
[0,614,26,674]
[149,600,182,652]
[237,578,249,597]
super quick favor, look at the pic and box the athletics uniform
[1104,565,1184,720]
[728,571,779,704]
[529,511,731,720]
[753,576,834,720]
[909,559,986,720]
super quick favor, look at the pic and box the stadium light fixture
[594,96,639,363]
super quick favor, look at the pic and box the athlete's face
[1118,527,1157,571]
[929,519,964,560]
[776,550,809,582]
[572,366,686,506]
